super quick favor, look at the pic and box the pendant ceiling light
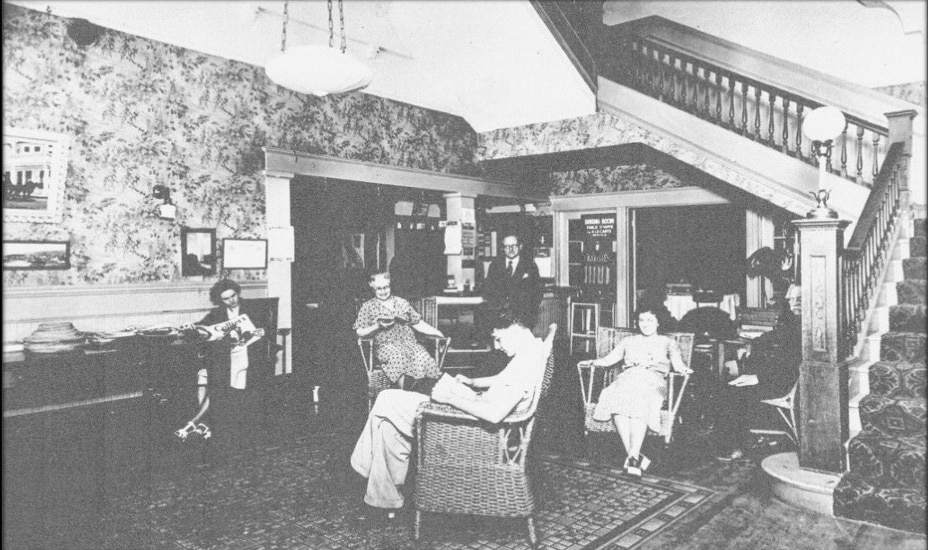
[265,0,372,97]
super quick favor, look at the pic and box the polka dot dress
[354,296,441,383]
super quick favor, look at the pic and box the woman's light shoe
[626,456,642,478]
[175,421,198,440]
[623,455,631,470]
[195,423,211,439]
[639,455,651,472]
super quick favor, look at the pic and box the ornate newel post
[793,209,851,473]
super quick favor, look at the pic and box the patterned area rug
[101,437,715,550]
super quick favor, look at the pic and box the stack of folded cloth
[23,322,87,354]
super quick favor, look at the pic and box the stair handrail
[840,142,909,360]
[603,16,922,188]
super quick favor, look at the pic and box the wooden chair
[412,324,557,550]
[577,327,694,445]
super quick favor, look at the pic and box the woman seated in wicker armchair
[354,270,445,392]
[579,303,692,477]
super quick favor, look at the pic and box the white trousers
[350,389,429,509]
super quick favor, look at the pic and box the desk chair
[569,302,600,355]
[578,328,694,446]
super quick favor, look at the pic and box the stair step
[896,279,926,306]
[869,360,927,399]
[903,257,927,281]
[910,235,926,258]
[914,218,926,239]
[847,427,926,488]
[889,304,927,333]
[858,394,927,436]
[834,471,927,533]
[880,332,927,363]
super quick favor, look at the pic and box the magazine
[195,314,262,349]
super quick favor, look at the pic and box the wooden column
[265,170,294,375]
[793,217,851,473]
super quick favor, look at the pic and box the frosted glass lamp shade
[803,106,847,143]
[265,45,373,97]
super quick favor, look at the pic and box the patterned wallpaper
[2,4,479,287]
[478,112,814,215]
[547,164,684,195]
[874,81,927,108]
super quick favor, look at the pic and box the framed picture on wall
[2,240,70,270]
[181,227,216,276]
[3,127,70,223]
[222,238,267,269]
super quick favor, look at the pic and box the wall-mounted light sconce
[152,185,176,221]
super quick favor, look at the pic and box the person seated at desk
[580,303,693,477]
[350,311,547,518]
[355,270,445,392]
[714,285,802,462]
[175,279,269,451]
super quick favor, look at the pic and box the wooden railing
[840,142,908,359]
[603,34,889,187]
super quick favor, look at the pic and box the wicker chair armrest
[415,400,535,427]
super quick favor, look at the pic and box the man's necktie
[507,260,514,277]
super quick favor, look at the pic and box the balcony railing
[603,33,889,188]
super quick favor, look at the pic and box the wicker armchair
[356,296,451,410]
[578,327,694,445]
[412,324,557,550]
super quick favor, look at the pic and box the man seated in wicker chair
[350,310,547,519]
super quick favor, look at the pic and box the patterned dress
[592,334,683,432]
[354,296,441,382]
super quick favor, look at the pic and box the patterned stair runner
[834,218,927,533]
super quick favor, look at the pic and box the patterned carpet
[99,435,715,550]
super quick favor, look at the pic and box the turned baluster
[728,75,736,128]
[794,102,802,159]
[668,54,677,104]
[715,71,722,122]
[688,61,697,113]
[856,124,865,183]
[658,50,667,101]
[767,92,776,145]
[826,137,834,173]
[740,81,749,135]
[871,133,880,180]
[840,123,849,178]
[753,85,762,140]
[703,67,711,118]
[635,43,645,89]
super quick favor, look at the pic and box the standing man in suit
[482,234,542,330]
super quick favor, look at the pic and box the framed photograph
[222,238,267,269]
[180,227,216,276]
[3,127,70,223]
[3,240,70,270]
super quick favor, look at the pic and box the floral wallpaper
[547,164,684,195]
[478,113,813,215]
[2,4,479,286]
[874,81,926,108]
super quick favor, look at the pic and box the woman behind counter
[580,303,692,477]
[354,270,445,392]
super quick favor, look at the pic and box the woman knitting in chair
[579,303,692,477]
[355,270,445,392]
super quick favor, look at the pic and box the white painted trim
[263,148,543,200]
[550,186,730,211]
